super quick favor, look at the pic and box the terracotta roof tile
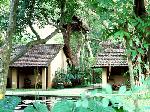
[10,44,63,67]
[93,41,128,67]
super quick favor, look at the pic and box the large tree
[0,0,19,99]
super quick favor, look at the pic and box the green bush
[52,66,100,89]
[52,67,83,88]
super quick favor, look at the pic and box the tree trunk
[0,0,19,99]
[148,46,150,67]
[128,57,135,88]
[133,0,150,81]
[62,25,78,66]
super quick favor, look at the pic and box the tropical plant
[51,82,150,112]
[51,95,116,112]
[52,67,83,88]
[0,96,21,112]
[24,102,49,112]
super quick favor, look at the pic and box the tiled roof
[93,41,128,67]
[10,44,63,67]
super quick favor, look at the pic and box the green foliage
[51,99,75,112]
[103,84,113,94]
[93,68,102,83]
[52,67,88,88]
[87,0,150,87]
[51,95,116,112]
[24,105,35,112]
[102,98,109,107]
[52,64,103,89]
[24,102,49,112]
[0,0,9,31]
[0,96,21,112]
[59,0,79,23]
[4,85,150,112]
[70,32,83,55]
[118,86,126,94]
[52,70,67,89]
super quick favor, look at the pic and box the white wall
[50,49,67,82]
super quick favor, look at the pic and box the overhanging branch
[28,20,41,40]
[10,28,60,64]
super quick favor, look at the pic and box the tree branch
[10,28,60,64]
[28,20,41,40]
[44,28,60,42]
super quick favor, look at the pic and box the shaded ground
[6,88,90,97]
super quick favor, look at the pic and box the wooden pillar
[42,68,46,90]
[47,65,52,88]
[102,68,107,88]
[12,68,17,89]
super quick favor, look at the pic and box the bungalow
[7,44,67,90]
[92,41,129,88]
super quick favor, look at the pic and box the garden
[0,0,150,112]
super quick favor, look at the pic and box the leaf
[114,30,130,40]
[137,48,144,55]
[118,86,126,94]
[105,84,112,94]
[103,107,116,112]
[143,43,149,50]
[24,105,35,112]
[90,89,98,95]
[144,64,149,71]
[137,56,142,62]
[82,99,88,108]
[80,93,86,100]
[123,32,130,39]
[88,99,97,111]
[102,98,109,107]
[131,50,137,59]
[134,38,140,46]
[143,77,150,86]
[129,18,138,26]
[33,102,49,112]
[74,107,88,112]
[76,100,81,107]
[129,40,133,47]
[51,100,74,112]
[110,96,120,106]
[114,30,124,39]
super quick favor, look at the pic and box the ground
[6,88,88,97]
